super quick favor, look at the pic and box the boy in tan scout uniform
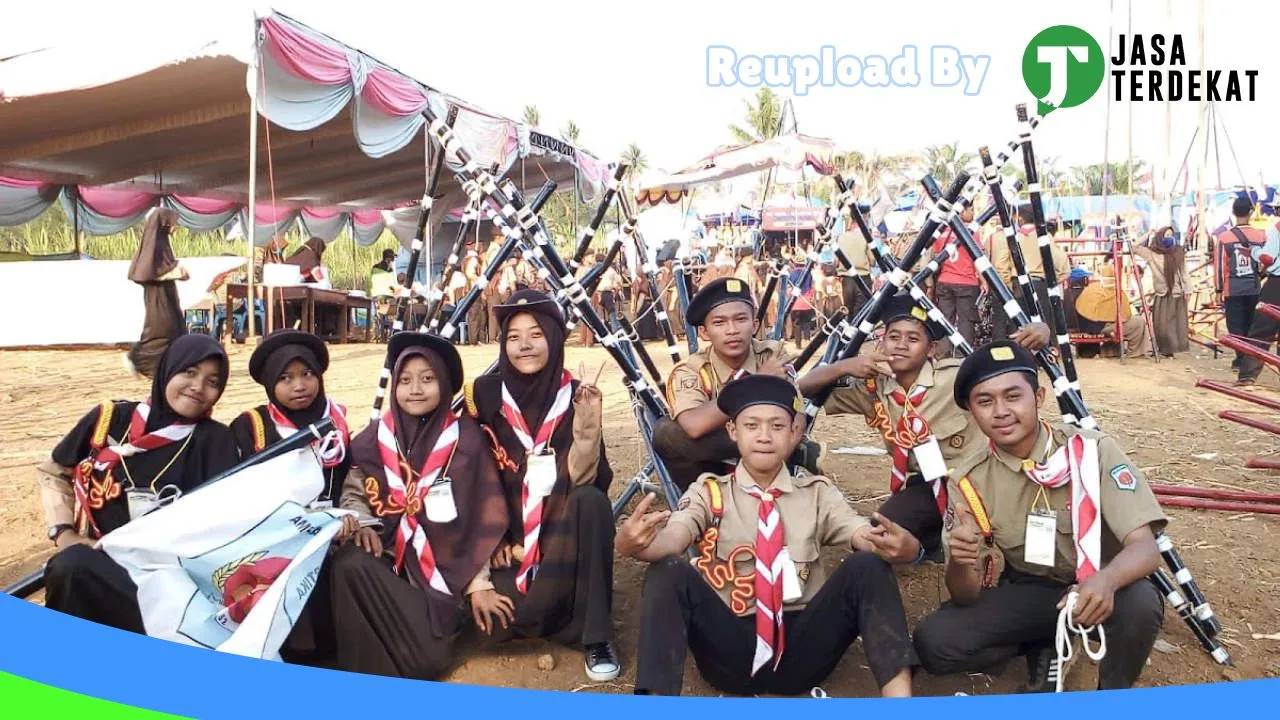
[653,277,822,492]
[619,375,921,697]
[912,340,1166,692]
[797,293,1050,561]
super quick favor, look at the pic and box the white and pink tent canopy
[0,10,607,246]
[634,134,835,208]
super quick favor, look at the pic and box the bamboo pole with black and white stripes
[1016,103,1081,396]
[617,186,683,363]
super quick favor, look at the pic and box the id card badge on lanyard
[526,450,558,499]
[912,436,948,482]
[1023,485,1057,567]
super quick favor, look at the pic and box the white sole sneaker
[585,662,620,683]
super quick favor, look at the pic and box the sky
[2,0,1277,193]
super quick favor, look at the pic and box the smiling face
[395,355,441,418]
[699,301,756,363]
[505,312,550,375]
[728,404,800,479]
[164,358,224,420]
[881,318,933,375]
[273,359,320,411]
[967,371,1046,455]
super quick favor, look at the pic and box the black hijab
[495,290,567,429]
[147,334,229,430]
[261,343,328,427]
[127,208,180,284]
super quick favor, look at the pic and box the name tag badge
[912,436,949,482]
[424,478,458,523]
[777,546,804,602]
[1023,512,1057,567]
[526,451,558,499]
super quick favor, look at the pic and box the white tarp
[98,448,346,660]
[0,256,245,347]
[637,134,836,195]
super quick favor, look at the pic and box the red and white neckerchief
[500,370,575,593]
[267,398,351,469]
[73,402,196,535]
[1011,422,1102,582]
[376,408,460,596]
[740,472,786,676]
[865,380,948,515]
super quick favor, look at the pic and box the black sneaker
[585,642,620,682]
[1020,642,1061,693]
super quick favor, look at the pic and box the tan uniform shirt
[665,339,789,418]
[944,423,1167,585]
[823,359,983,475]
[668,464,871,615]
[836,229,873,276]
[991,226,1069,287]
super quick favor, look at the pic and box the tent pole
[1195,0,1207,252]
[71,186,81,256]
[246,25,260,342]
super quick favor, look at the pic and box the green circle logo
[1022,25,1105,116]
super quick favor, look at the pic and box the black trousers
[791,309,817,345]
[913,569,1164,689]
[1224,294,1259,366]
[328,544,459,680]
[652,419,738,493]
[635,553,918,696]
[841,275,871,318]
[934,282,980,357]
[994,278,1058,340]
[44,544,146,633]
[877,476,943,555]
[1238,278,1280,381]
[479,487,615,648]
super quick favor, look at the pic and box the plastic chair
[185,309,212,336]
[215,300,266,339]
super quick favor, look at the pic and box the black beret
[686,277,755,326]
[716,374,802,419]
[880,291,946,341]
[953,340,1038,409]
[493,289,565,331]
[387,331,464,398]
[248,330,329,385]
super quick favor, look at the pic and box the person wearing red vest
[931,203,982,357]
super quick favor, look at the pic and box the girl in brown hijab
[286,236,328,283]
[331,333,507,680]
[465,289,619,682]
[126,207,188,378]
[1134,226,1191,356]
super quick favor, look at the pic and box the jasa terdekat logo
[1023,25,1260,116]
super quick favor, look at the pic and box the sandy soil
[2,340,1278,696]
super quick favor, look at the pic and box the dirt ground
[2,339,1278,696]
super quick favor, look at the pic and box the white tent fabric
[0,256,245,347]
[635,134,836,202]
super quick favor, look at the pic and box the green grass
[0,203,400,293]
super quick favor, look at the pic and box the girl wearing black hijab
[126,207,189,378]
[331,333,507,680]
[37,334,238,632]
[465,289,619,682]
[231,330,351,505]
[286,236,328,284]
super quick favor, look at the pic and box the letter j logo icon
[1022,25,1105,116]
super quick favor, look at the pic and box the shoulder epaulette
[247,408,268,453]
[464,380,479,418]
[89,401,115,450]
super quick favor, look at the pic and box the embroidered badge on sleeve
[1110,464,1137,491]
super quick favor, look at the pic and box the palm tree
[922,142,977,188]
[1066,161,1149,196]
[621,142,648,184]
[727,88,784,144]
[561,121,581,146]
[522,105,541,127]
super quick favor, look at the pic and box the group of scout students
[34,273,1169,697]
[633,276,1166,695]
